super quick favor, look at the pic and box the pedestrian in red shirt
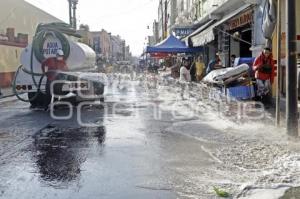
[41,49,68,110]
[253,47,275,105]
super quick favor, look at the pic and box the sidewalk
[155,74,300,198]
[159,71,300,111]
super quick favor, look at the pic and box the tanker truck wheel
[93,82,105,103]
[28,92,46,108]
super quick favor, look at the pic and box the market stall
[146,34,202,54]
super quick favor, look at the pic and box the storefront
[227,9,253,57]
[185,20,218,67]
[187,4,254,68]
[217,8,254,67]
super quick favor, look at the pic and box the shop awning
[146,34,202,53]
[183,20,215,46]
[191,25,216,47]
[190,4,252,47]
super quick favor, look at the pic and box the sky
[25,0,157,56]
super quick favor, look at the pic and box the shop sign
[174,27,195,37]
[228,10,253,30]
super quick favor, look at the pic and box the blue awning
[146,34,202,53]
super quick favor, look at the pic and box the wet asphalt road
[0,80,231,199]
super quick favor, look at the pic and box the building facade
[147,36,156,46]
[0,0,62,87]
[111,35,125,61]
[191,0,229,22]
[152,20,159,44]
[167,0,178,35]
[149,0,300,97]
[157,0,165,41]
[79,26,133,63]
[99,30,111,61]
[186,0,259,67]
[153,0,195,43]
[124,46,131,61]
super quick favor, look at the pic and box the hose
[12,65,45,102]
[32,29,70,63]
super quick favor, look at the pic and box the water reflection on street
[33,125,106,187]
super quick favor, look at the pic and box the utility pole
[67,0,78,30]
[286,0,298,136]
[275,0,281,126]
[72,0,78,30]
[68,0,72,27]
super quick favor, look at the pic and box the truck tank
[20,38,96,74]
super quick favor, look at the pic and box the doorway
[240,29,252,57]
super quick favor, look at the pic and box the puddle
[32,125,106,187]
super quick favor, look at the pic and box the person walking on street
[252,47,275,105]
[206,53,223,74]
[230,54,236,67]
[189,58,197,82]
[179,58,191,82]
[195,55,205,81]
[179,58,191,99]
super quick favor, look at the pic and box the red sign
[228,10,253,30]
[150,52,173,58]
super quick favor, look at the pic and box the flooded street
[0,79,216,199]
[0,77,300,199]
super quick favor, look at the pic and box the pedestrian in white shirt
[179,59,191,82]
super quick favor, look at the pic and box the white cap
[56,49,64,56]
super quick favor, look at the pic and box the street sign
[173,27,195,38]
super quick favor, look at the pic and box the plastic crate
[226,85,255,100]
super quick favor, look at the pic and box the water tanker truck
[13,23,106,109]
